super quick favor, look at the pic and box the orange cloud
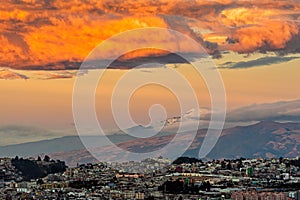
[0,9,30,21]
[0,0,300,70]
[0,69,27,80]
[219,8,277,27]
[10,15,169,69]
[228,21,299,53]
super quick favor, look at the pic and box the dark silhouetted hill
[11,156,67,181]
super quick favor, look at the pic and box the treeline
[172,157,203,165]
[158,178,211,194]
[11,156,67,181]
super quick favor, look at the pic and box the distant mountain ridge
[0,134,134,158]
[198,121,300,159]
[0,121,300,166]
[52,121,300,166]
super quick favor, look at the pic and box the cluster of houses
[0,156,300,199]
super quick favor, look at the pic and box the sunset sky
[1,0,300,145]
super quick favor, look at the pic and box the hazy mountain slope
[0,134,134,157]
[50,121,300,166]
[1,121,300,166]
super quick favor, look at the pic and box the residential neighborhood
[1,156,300,199]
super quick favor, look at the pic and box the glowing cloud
[0,0,300,70]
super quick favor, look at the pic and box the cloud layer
[226,99,300,123]
[1,0,300,70]
[219,56,300,69]
[0,125,75,146]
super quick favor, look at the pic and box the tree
[43,155,50,162]
[37,179,44,185]
[221,161,226,169]
[279,157,283,163]
[227,161,232,170]
[201,181,211,192]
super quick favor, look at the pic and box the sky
[1,0,300,145]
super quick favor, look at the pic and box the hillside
[1,121,300,166]
[50,121,300,166]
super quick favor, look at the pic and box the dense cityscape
[1,156,300,199]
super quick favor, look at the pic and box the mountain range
[0,121,299,166]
